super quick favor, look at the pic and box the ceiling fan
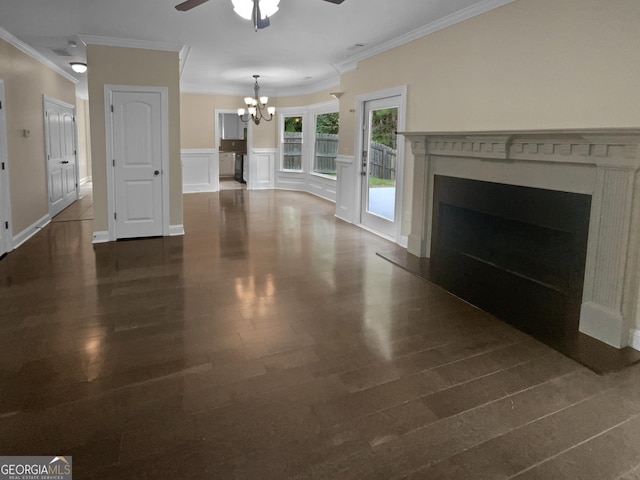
[175,0,345,31]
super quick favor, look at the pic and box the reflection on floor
[51,183,94,222]
[2,189,640,479]
[376,247,640,374]
[219,178,246,190]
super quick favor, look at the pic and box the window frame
[278,100,339,177]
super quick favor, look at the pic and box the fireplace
[431,175,591,346]
[402,130,640,352]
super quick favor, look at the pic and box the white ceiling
[0,0,512,97]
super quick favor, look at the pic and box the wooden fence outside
[282,132,395,180]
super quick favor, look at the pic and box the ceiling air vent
[51,48,72,57]
[347,43,366,51]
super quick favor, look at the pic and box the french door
[360,95,400,238]
[44,97,78,217]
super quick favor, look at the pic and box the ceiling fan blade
[175,0,209,12]
[322,0,345,4]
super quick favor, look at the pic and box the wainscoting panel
[335,155,356,223]
[181,149,218,193]
[250,149,276,190]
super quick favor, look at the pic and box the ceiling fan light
[260,0,280,17]
[232,0,253,20]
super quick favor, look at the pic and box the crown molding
[78,34,184,53]
[181,73,340,98]
[334,0,516,72]
[0,27,79,84]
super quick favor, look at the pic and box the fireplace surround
[403,130,640,351]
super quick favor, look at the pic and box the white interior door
[360,96,400,238]
[111,90,164,239]
[0,80,10,257]
[44,97,77,217]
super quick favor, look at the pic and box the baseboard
[92,231,110,243]
[183,185,218,193]
[398,235,409,248]
[630,329,640,351]
[13,214,50,249]
[80,176,92,185]
[579,301,626,348]
[169,224,185,236]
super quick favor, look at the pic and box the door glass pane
[283,116,303,170]
[313,112,339,176]
[367,107,398,220]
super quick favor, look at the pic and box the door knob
[154,170,160,176]
[61,160,69,164]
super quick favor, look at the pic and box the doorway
[44,96,78,218]
[105,85,169,240]
[358,88,406,240]
[0,80,11,257]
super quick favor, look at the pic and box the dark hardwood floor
[2,187,640,479]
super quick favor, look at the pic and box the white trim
[354,85,407,243]
[169,224,185,236]
[0,27,79,84]
[92,231,110,244]
[79,176,92,186]
[104,85,170,240]
[398,235,409,249]
[13,214,50,249]
[0,80,13,255]
[43,95,79,218]
[79,35,184,52]
[580,301,627,349]
[181,148,218,193]
[333,0,516,73]
[630,329,640,351]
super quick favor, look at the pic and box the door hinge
[4,221,8,230]
[0,100,2,109]
[1,162,4,170]
[114,212,117,220]
[74,150,77,155]
[112,159,115,167]
[111,105,114,113]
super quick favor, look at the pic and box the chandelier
[238,75,276,125]
[232,0,280,30]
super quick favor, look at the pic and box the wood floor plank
[1,187,638,479]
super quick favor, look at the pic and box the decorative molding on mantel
[400,129,640,169]
[402,128,640,350]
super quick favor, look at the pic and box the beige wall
[87,45,182,232]
[0,38,76,234]
[180,88,338,150]
[179,0,640,242]
[75,97,92,183]
[340,0,640,154]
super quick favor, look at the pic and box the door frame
[354,85,407,243]
[0,80,12,256]
[104,85,170,241]
[215,108,253,189]
[43,95,79,217]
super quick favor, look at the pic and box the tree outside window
[313,112,339,176]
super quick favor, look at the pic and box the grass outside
[369,177,395,187]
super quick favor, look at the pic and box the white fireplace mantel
[402,129,640,350]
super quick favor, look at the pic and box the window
[313,112,339,177]
[283,115,303,171]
